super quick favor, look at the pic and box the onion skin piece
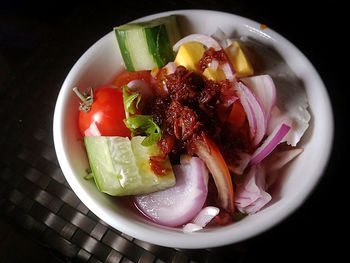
[194,135,234,215]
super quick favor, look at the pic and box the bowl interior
[53,10,333,248]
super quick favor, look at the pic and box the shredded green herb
[122,85,141,118]
[122,85,161,146]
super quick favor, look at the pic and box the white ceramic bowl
[53,10,333,248]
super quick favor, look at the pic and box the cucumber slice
[114,15,181,71]
[84,136,175,196]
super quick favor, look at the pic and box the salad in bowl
[53,10,333,248]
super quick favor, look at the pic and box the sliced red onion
[182,206,220,233]
[127,79,154,98]
[221,62,235,81]
[127,79,148,91]
[163,62,177,75]
[134,156,209,227]
[237,88,256,137]
[235,164,271,214]
[192,206,220,227]
[263,146,303,172]
[183,223,203,233]
[241,75,276,121]
[221,51,236,79]
[211,28,228,48]
[267,106,293,143]
[250,123,291,165]
[84,121,101,136]
[228,152,251,175]
[222,94,238,109]
[180,154,191,164]
[235,81,266,146]
[208,59,219,71]
[173,34,221,52]
[263,147,303,188]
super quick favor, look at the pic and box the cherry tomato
[113,70,153,87]
[78,85,131,137]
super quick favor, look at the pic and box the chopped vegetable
[84,136,175,196]
[114,15,181,71]
[250,123,291,165]
[84,121,101,136]
[74,85,131,137]
[235,81,266,146]
[202,67,226,81]
[134,156,209,227]
[194,135,235,215]
[124,115,161,146]
[174,42,205,72]
[241,74,276,121]
[122,86,141,118]
[183,206,220,233]
[235,164,271,214]
[262,146,303,188]
[226,41,254,78]
[122,86,161,146]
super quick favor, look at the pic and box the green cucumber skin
[144,24,174,67]
[114,15,181,72]
[115,30,135,72]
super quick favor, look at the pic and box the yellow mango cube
[226,41,254,78]
[203,67,226,81]
[174,42,205,72]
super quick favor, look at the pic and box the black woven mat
[0,1,344,262]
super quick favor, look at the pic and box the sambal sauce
[144,65,253,170]
[199,47,229,72]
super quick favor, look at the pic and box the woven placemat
[0,3,251,263]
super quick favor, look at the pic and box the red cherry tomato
[113,70,153,87]
[78,85,131,137]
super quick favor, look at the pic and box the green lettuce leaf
[123,85,141,118]
[122,85,161,146]
[124,115,161,146]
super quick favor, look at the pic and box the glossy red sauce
[144,65,252,166]
[199,47,229,72]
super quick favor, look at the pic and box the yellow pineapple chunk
[203,67,226,81]
[226,41,254,78]
[174,42,205,72]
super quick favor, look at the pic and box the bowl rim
[53,9,334,248]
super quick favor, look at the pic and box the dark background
[0,0,346,262]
